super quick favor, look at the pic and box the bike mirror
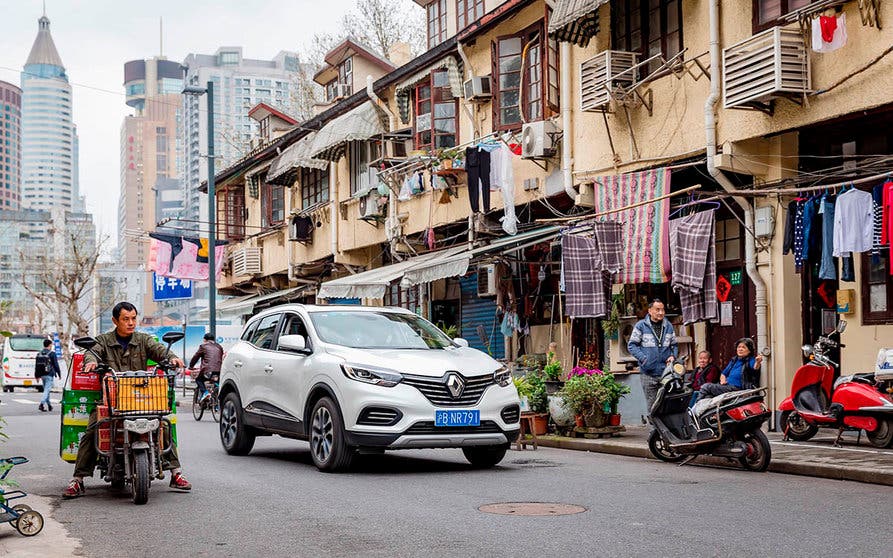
[837,320,847,333]
[161,331,185,345]
[73,336,97,350]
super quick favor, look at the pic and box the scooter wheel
[779,411,818,442]
[648,429,685,463]
[866,418,893,448]
[739,430,771,472]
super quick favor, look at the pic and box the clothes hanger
[669,199,721,219]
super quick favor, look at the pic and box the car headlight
[341,364,403,387]
[493,365,511,387]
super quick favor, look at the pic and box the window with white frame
[427,0,448,49]
[349,141,382,196]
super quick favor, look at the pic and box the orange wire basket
[103,373,173,416]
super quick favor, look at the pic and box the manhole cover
[478,502,587,516]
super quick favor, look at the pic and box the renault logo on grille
[446,373,465,398]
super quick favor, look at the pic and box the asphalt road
[2,391,892,558]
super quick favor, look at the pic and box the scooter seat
[692,388,763,418]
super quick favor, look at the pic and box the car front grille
[403,420,503,435]
[356,407,402,426]
[500,404,520,424]
[402,372,495,407]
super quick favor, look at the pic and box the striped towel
[562,230,615,319]
[593,168,671,284]
[669,210,717,324]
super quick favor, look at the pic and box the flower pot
[440,159,453,170]
[531,413,549,435]
[584,409,607,428]
[544,380,564,395]
[547,394,574,427]
[574,415,585,428]
[608,413,621,426]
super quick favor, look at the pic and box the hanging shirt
[871,183,885,261]
[811,13,847,53]
[793,200,806,272]
[833,188,874,256]
[884,181,893,274]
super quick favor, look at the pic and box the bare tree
[342,0,426,59]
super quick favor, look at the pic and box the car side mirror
[74,336,97,351]
[453,338,469,348]
[279,334,310,353]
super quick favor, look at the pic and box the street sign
[152,273,193,301]
[52,332,62,359]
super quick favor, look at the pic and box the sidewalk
[527,426,893,486]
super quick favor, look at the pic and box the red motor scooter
[778,320,893,448]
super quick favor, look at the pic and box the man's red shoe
[62,479,84,499]
[169,472,192,491]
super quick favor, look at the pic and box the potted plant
[602,293,624,340]
[558,367,631,428]
[524,370,550,435]
[542,350,564,395]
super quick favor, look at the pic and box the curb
[531,435,893,487]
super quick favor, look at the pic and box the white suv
[218,304,521,471]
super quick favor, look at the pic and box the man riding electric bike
[62,302,192,499]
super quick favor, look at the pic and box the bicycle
[191,375,219,422]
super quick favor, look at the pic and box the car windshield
[9,337,45,351]
[310,311,453,350]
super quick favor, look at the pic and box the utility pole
[206,81,216,339]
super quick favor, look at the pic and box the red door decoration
[716,275,732,303]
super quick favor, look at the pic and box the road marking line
[774,441,888,455]
[13,398,33,404]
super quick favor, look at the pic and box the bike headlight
[493,365,511,387]
[801,344,813,358]
[341,365,403,387]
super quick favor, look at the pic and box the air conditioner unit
[230,247,261,276]
[358,191,385,220]
[580,50,638,112]
[477,264,497,297]
[521,120,559,159]
[723,26,811,109]
[463,76,492,101]
[331,82,352,101]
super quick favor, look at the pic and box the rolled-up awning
[309,101,389,161]
[317,226,562,300]
[548,0,607,47]
[266,133,328,185]
[395,56,463,124]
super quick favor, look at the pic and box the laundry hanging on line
[148,233,227,281]
[561,221,624,319]
[669,209,717,325]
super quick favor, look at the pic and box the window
[386,284,421,313]
[753,0,815,31]
[277,313,311,351]
[427,0,448,49]
[611,0,683,75]
[349,141,382,196]
[249,314,281,350]
[414,70,458,151]
[862,252,893,324]
[457,0,485,29]
[492,24,560,130]
[219,51,239,65]
[715,219,741,262]
[338,59,353,95]
[259,117,270,141]
[301,167,329,209]
[262,182,285,228]
[219,187,245,241]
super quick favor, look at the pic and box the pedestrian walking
[35,339,62,412]
[627,299,678,414]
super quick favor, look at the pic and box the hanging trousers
[465,147,491,213]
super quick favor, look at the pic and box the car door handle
[233,360,243,368]
[264,365,274,373]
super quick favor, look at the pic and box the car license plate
[435,410,480,427]
[24,380,32,386]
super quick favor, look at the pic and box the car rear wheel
[462,445,508,468]
[219,392,255,455]
[309,397,354,472]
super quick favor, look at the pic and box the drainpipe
[367,75,399,249]
[560,41,576,200]
[367,75,396,131]
[456,42,479,137]
[330,163,339,258]
[706,0,773,426]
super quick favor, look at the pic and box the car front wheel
[309,397,354,472]
[462,445,508,468]
[219,392,255,456]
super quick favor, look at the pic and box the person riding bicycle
[62,302,192,498]
[189,332,223,402]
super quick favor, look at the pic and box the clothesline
[726,170,893,197]
[536,184,702,225]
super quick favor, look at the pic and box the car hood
[322,345,501,378]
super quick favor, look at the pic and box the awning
[216,294,259,313]
[402,226,561,286]
[266,133,328,185]
[548,0,606,47]
[251,286,309,308]
[309,101,389,161]
[317,226,561,300]
[317,247,468,300]
[395,56,463,124]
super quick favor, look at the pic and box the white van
[2,334,47,392]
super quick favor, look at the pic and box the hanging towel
[669,210,717,325]
[592,168,672,283]
[812,13,847,53]
[561,221,624,319]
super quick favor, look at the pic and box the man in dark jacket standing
[36,338,62,412]
[627,299,678,414]
[189,332,224,401]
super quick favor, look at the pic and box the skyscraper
[0,81,21,210]
[20,13,77,212]
[119,57,183,322]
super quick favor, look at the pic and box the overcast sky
[0,0,357,247]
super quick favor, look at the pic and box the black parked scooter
[647,361,772,472]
